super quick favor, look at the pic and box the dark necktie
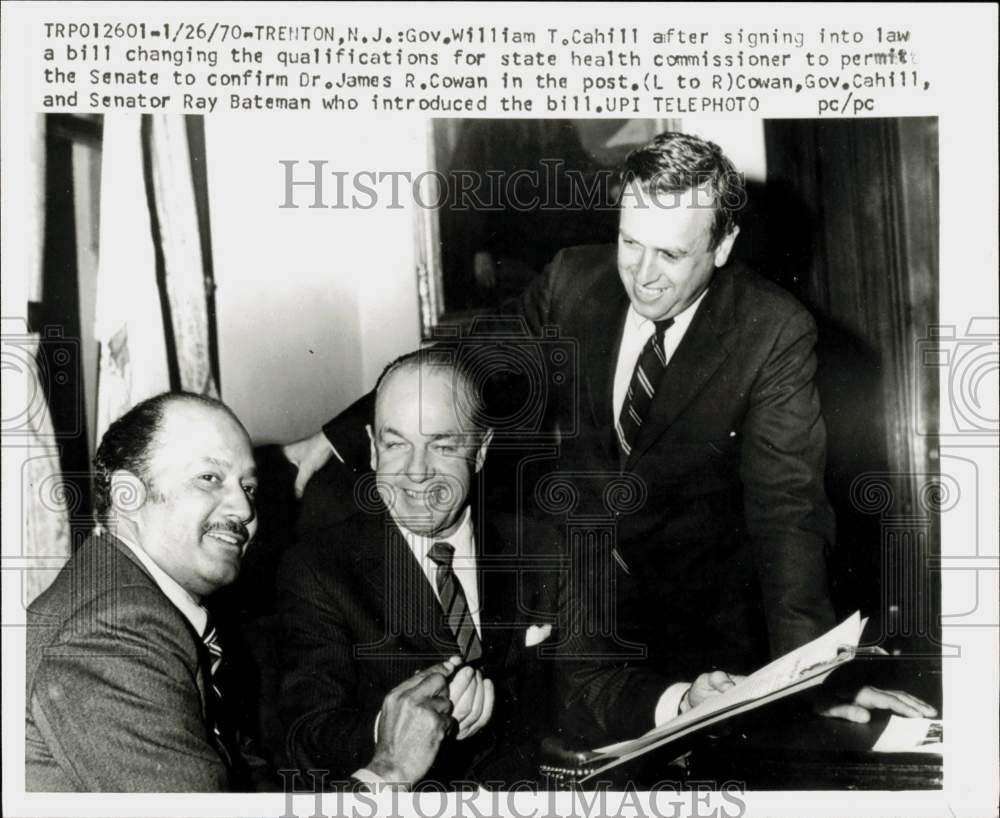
[428,541,483,662]
[616,318,674,460]
[200,617,234,768]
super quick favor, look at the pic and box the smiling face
[121,401,258,599]
[617,184,739,322]
[368,364,491,539]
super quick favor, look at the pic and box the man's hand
[816,685,937,723]
[367,658,458,786]
[447,665,495,740]
[680,671,746,713]
[282,430,335,498]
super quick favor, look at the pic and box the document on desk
[872,716,944,754]
[583,611,867,780]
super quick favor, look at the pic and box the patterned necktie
[428,541,483,662]
[201,617,233,767]
[616,318,675,460]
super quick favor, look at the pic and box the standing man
[26,392,452,792]
[511,130,836,676]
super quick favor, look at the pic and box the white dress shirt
[360,508,481,788]
[612,289,709,425]
[392,505,482,636]
[610,291,710,723]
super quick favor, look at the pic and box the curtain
[147,116,218,399]
[16,115,73,604]
[20,113,218,601]
[94,114,217,444]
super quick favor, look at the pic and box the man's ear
[713,226,740,268]
[473,429,494,473]
[109,469,148,517]
[366,424,377,471]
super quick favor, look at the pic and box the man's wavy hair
[93,391,238,517]
[622,131,746,250]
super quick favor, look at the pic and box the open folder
[582,611,868,781]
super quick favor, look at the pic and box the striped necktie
[616,317,674,460]
[428,541,482,662]
[200,617,233,767]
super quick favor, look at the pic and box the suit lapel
[472,511,517,665]
[579,267,630,458]
[357,510,459,657]
[628,265,738,466]
[102,535,213,714]
[359,498,521,664]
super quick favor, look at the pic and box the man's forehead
[377,365,455,408]
[375,367,472,433]
[150,402,254,467]
[619,187,715,242]
[195,453,257,474]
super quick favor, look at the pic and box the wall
[72,141,101,456]
[203,117,764,445]
[680,117,767,183]
[205,115,424,444]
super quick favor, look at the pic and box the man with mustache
[25,392,453,792]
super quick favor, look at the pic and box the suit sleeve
[740,308,837,657]
[553,638,673,744]
[537,521,677,744]
[28,586,226,792]
[300,393,377,535]
[500,248,561,332]
[320,391,375,474]
[277,546,376,781]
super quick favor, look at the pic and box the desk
[546,656,942,791]
[685,656,942,789]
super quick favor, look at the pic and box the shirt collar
[391,505,475,564]
[114,532,208,636]
[625,285,709,335]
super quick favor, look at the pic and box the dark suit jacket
[513,245,837,674]
[320,245,837,680]
[277,498,671,786]
[25,534,228,792]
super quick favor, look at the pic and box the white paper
[594,611,866,757]
[872,716,944,754]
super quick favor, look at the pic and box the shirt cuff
[351,767,408,792]
[654,682,692,726]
